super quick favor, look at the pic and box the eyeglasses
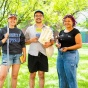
[35,15,43,17]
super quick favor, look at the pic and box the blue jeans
[2,53,22,66]
[57,50,79,88]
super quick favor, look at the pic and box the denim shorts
[2,53,22,66]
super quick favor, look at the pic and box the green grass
[82,43,88,49]
[0,44,88,88]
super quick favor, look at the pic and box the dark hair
[63,15,76,26]
[34,10,44,17]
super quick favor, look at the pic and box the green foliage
[78,18,88,29]
[0,0,88,30]
[81,43,88,49]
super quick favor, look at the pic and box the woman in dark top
[0,14,26,88]
[56,15,82,88]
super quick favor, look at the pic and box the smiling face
[63,18,73,28]
[34,12,44,24]
[8,16,17,27]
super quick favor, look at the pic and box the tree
[0,0,88,29]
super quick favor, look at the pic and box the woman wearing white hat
[0,14,26,88]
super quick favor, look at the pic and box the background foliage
[0,0,88,30]
[0,1,88,87]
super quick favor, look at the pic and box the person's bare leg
[38,71,45,88]
[29,72,36,88]
[11,64,20,88]
[0,65,9,88]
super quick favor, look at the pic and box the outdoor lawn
[0,44,88,88]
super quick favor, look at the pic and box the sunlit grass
[0,44,88,88]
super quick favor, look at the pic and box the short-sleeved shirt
[59,28,80,48]
[25,24,54,56]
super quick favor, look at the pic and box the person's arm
[62,33,82,52]
[0,33,9,46]
[20,31,26,62]
[25,37,38,45]
[55,39,61,48]
[24,28,30,45]
[43,39,54,48]
[22,47,26,62]
[1,37,8,44]
[67,33,82,50]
